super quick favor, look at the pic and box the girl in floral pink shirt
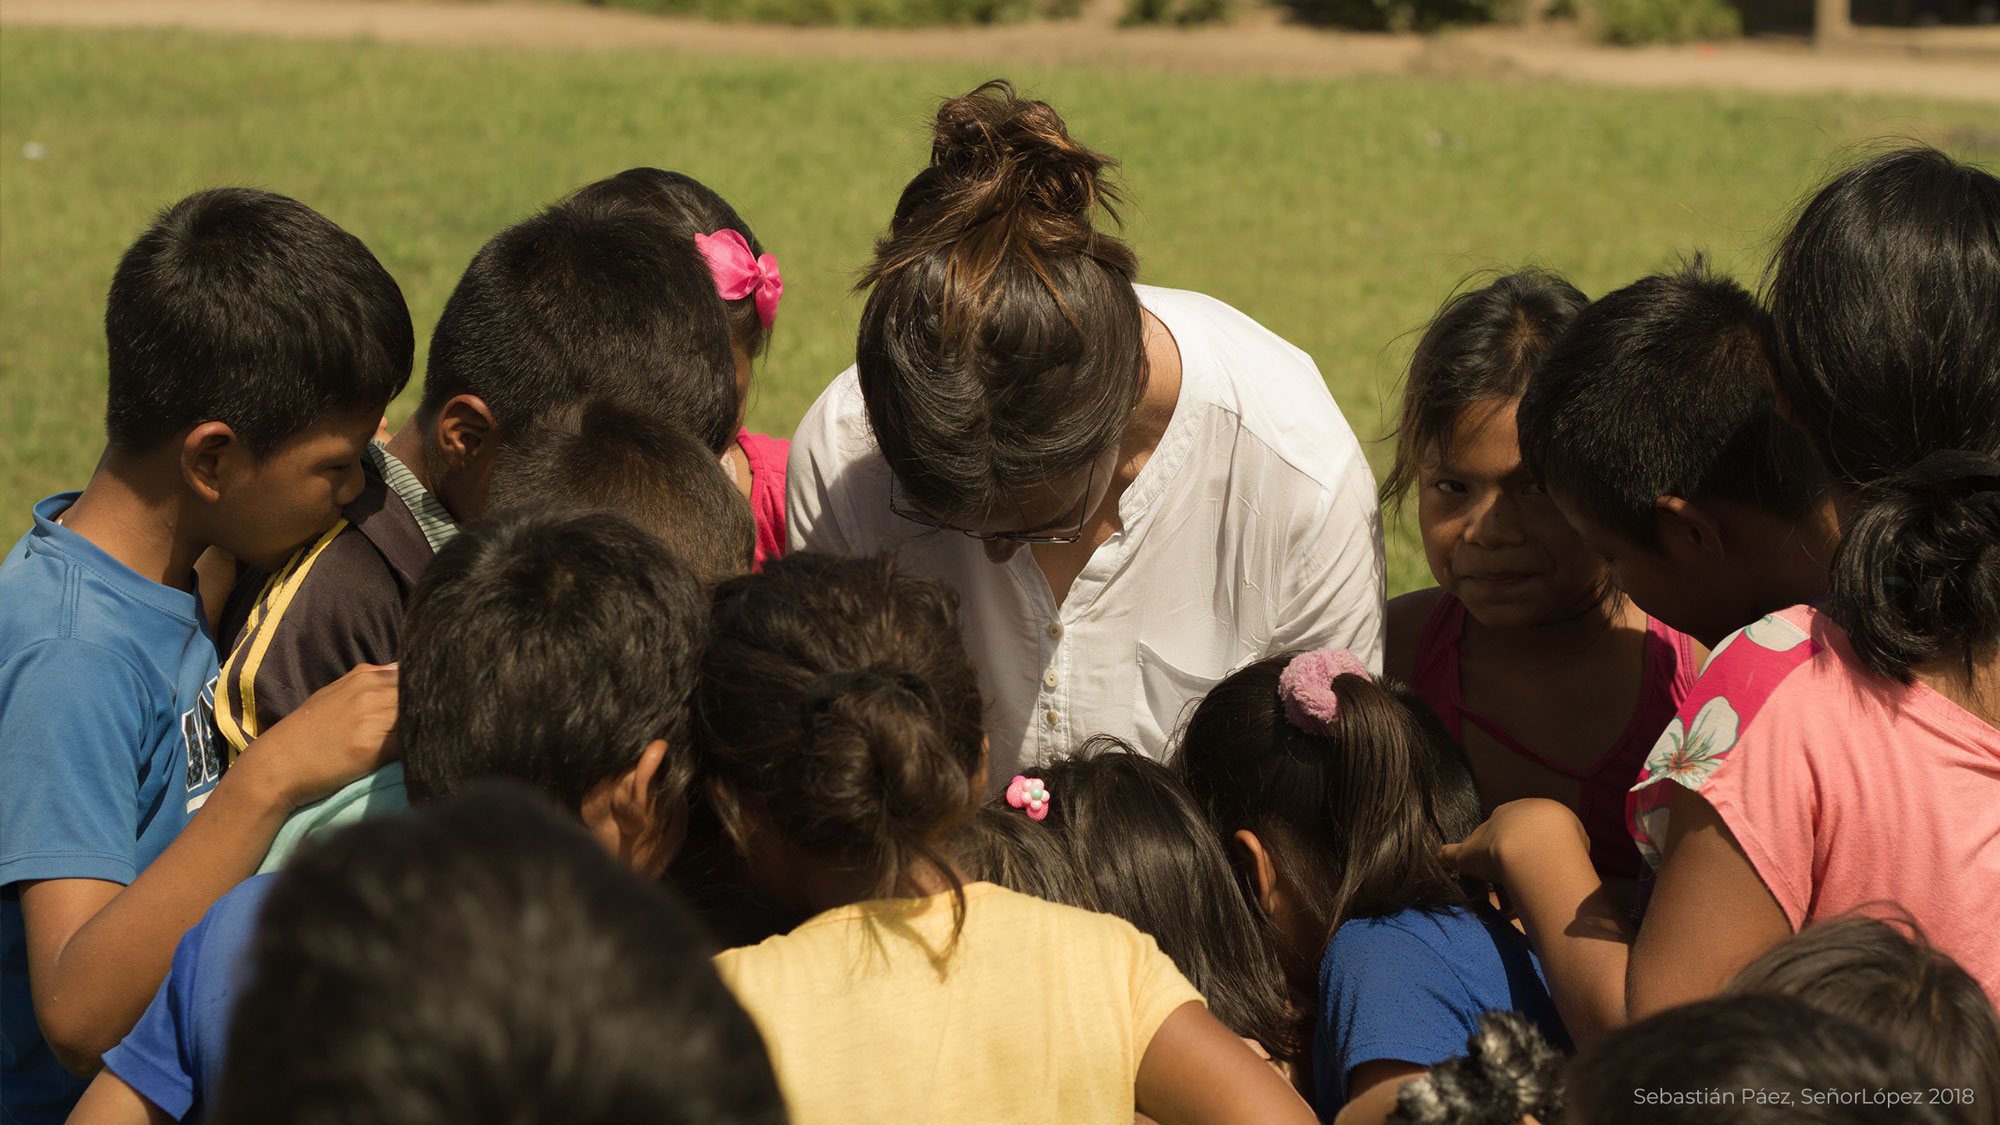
[1443,146,2000,1042]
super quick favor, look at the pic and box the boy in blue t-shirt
[0,188,411,1124]
[74,507,712,1122]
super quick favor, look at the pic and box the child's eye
[1430,480,1469,496]
[1521,481,1548,497]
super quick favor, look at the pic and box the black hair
[695,552,986,931]
[213,784,785,1125]
[399,509,708,819]
[1388,1012,1566,1125]
[1516,255,1824,548]
[855,80,1144,524]
[485,397,755,587]
[1568,993,1967,1124]
[950,805,1097,910]
[1382,268,1588,506]
[1035,739,1303,1062]
[1172,658,1482,962]
[420,187,737,456]
[1729,915,2000,1124]
[1767,147,2000,682]
[103,187,412,455]
[572,168,775,361]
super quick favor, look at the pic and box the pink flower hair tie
[1276,649,1371,737]
[1005,775,1051,821]
[694,228,783,331]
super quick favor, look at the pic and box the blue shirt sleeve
[98,876,274,1121]
[0,639,153,887]
[1315,917,1482,1117]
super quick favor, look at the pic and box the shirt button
[1045,709,1060,725]
[1046,621,1063,639]
[1044,671,1059,689]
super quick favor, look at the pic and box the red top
[738,429,789,570]
[1412,592,1698,880]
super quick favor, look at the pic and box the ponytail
[856,80,1146,523]
[695,554,986,925]
[1829,451,2000,682]
[1767,146,2000,681]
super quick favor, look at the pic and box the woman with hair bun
[788,81,1382,779]
[1444,146,2000,1036]
[699,553,1315,1124]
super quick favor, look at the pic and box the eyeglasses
[889,461,1096,545]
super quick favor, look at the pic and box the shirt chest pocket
[1133,639,1234,755]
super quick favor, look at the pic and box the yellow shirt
[714,882,1204,1125]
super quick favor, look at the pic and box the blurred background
[2,0,1995,592]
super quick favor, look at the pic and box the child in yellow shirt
[698,553,1314,1125]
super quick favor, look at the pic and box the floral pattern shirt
[1627,604,2000,1006]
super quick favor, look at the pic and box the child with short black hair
[0,188,408,1124]
[697,552,1315,1124]
[1031,740,1302,1068]
[212,785,785,1125]
[1515,256,1833,647]
[1728,917,2000,1124]
[571,167,790,565]
[1174,651,1564,1125]
[485,396,755,587]
[1382,270,1702,896]
[74,509,710,1124]
[215,179,736,756]
[1567,994,1963,1125]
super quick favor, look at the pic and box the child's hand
[242,663,400,810]
[1440,799,1588,886]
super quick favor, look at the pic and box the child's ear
[180,421,246,503]
[432,394,498,471]
[581,739,673,875]
[1230,829,1283,915]
[1654,495,1727,566]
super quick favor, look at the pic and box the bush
[1277,0,1507,30]
[1591,0,1741,41]
[1122,0,1230,25]
[595,0,1064,25]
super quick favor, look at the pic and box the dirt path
[4,0,1997,101]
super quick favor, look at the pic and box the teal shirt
[257,764,408,873]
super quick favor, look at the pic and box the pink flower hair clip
[1005,775,1051,821]
[1276,649,1371,737]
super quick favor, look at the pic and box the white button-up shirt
[788,286,1384,781]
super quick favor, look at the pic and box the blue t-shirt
[1314,905,1571,1118]
[100,875,272,1122]
[0,494,224,1125]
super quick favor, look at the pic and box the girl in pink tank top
[1383,272,1701,888]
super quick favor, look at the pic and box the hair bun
[1830,446,2000,681]
[797,664,972,843]
[928,80,1119,233]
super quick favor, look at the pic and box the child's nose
[1463,493,1526,547]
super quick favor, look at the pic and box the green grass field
[3,26,1993,592]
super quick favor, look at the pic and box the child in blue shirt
[73,506,713,1123]
[0,188,410,1125]
[1174,649,1571,1124]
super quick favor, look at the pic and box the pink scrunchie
[694,229,783,331]
[1276,649,1371,737]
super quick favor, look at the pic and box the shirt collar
[363,441,458,553]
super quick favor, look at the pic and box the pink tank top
[1412,593,1698,881]
[738,429,789,570]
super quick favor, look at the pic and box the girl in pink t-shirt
[588,168,790,567]
[1442,146,2000,1039]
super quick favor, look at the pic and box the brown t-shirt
[215,461,436,759]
